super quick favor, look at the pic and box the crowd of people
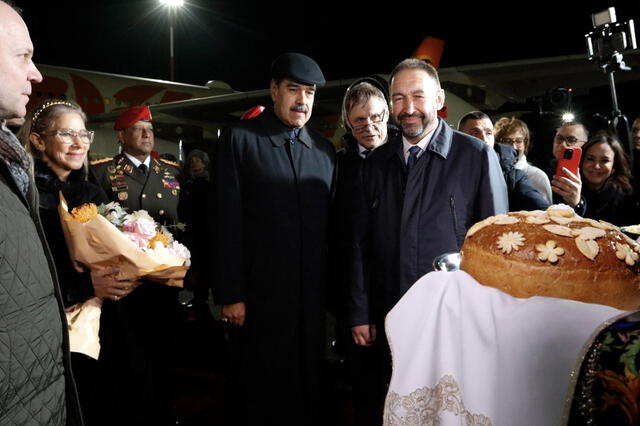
[1,0,640,425]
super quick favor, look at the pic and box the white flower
[535,240,564,263]
[496,231,525,254]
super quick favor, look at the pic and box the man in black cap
[213,53,335,425]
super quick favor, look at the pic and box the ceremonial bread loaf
[460,206,640,310]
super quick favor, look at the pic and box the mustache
[290,105,309,113]
[398,112,425,121]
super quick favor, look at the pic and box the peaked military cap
[271,52,326,87]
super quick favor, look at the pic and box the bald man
[0,1,82,424]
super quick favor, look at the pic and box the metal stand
[599,52,634,161]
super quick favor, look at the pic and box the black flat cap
[271,52,326,86]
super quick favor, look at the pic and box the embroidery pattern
[384,375,492,426]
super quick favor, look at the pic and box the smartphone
[555,147,582,178]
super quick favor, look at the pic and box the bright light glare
[160,0,184,6]
[562,112,575,122]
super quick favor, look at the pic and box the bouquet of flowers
[58,194,190,287]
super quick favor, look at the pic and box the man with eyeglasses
[0,1,83,424]
[89,104,181,425]
[331,79,394,426]
[549,122,588,214]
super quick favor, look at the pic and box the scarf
[0,122,31,197]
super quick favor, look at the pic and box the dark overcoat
[350,119,509,328]
[213,108,335,424]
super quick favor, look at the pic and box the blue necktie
[406,145,421,174]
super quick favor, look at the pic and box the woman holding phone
[579,131,639,226]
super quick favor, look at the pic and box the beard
[396,112,430,139]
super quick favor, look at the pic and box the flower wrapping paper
[58,193,188,287]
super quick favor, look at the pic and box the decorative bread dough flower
[535,240,565,263]
[497,231,525,254]
[526,215,550,225]
[543,224,574,237]
[576,238,599,261]
[494,214,520,225]
[616,243,639,266]
[572,226,606,240]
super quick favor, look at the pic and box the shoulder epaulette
[90,157,113,166]
[159,158,179,168]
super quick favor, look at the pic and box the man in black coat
[0,2,83,424]
[214,53,335,425]
[349,60,508,421]
[332,80,394,426]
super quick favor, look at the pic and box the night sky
[17,1,640,91]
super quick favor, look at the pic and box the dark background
[18,1,640,90]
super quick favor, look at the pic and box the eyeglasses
[351,110,387,132]
[500,137,527,145]
[554,134,583,145]
[42,128,95,144]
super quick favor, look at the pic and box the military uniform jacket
[89,153,180,225]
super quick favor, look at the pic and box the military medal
[107,165,116,173]
[124,164,134,174]
[118,192,128,201]
[171,189,178,196]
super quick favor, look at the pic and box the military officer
[89,105,181,426]
[90,105,180,225]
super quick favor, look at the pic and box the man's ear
[270,79,278,103]
[29,132,46,152]
[435,88,445,110]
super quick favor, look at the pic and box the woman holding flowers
[18,100,139,424]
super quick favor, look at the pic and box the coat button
[157,193,163,199]
[142,194,147,199]
[159,210,165,215]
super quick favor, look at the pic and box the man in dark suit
[332,80,393,426]
[349,59,508,422]
[89,105,181,426]
[214,53,335,425]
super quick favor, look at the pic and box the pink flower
[123,231,149,249]
[122,216,157,240]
